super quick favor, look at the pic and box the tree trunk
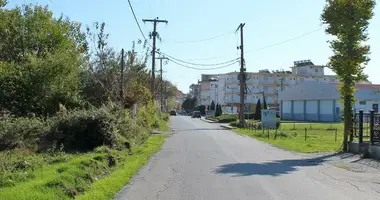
[343,94,354,152]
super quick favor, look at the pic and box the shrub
[41,107,117,152]
[0,117,50,151]
[229,121,239,127]
[217,114,238,123]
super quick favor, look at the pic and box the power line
[127,0,151,47]
[157,51,239,66]
[169,59,239,71]
[245,27,324,53]
[166,31,234,43]
[173,27,324,61]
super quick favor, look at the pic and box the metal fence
[353,110,380,145]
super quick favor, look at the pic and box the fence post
[350,109,355,142]
[304,128,307,141]
[370,110,375,145]
[335,128,338,142]
[359,110,363,145]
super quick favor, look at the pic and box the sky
[7,0,380,93]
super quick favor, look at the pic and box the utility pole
[142,18,168,99]
[120,48,125,102]
[236,23,246,127]
[156,56,168,112]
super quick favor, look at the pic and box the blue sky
[8,0,380,93]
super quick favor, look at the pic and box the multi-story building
[190,59,371,113]
[224,60,340,112]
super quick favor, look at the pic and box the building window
[264,86,269,92]
[359,101,366,105]
[264,76,268,81]
[315,69,318,72]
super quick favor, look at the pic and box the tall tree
[321,0,376,151]
[254,99,262,121]
[263,96,268,109]
[210,101,215,111]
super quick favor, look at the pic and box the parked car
[170,110,177,116]
[192,111,201,118]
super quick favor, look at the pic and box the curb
[200,118,217,123]
[220,124,237,130]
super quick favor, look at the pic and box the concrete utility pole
[156,56,168,112]
[236,23,246,127]
[120,48,125,101]
[142,18,168,99]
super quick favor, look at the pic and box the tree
[210,101,215,111]
[263,96,268,109]
[321,0,376,151]
[218,104,223,116]
[181,97,196,111]
[254,99,262,121]
[215,104,220,117]
[0,4,86,116]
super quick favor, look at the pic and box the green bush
[229,121,239,127]
[217,114,238,123]
[0,117,50,151]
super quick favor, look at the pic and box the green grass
[234,123,344,153]
[0,135,167,200]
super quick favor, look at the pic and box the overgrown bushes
[0,102,164,153]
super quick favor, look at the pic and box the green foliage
[0,4,87,62]
[321,0,376,151]
[210,101,215,111]
[263,97,268,109]
[0,117,49,151]
[216,114,238,123]
[0,51,83,117]
[218,104,223,115]
[182,97,197,111]
[254,99,262,120]
[214,104,220,117]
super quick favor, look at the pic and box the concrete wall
[320,100,334,122]
[293,100,304,120]
[281,99,337,122]
[281,101,292,120]
[306,100,318,121]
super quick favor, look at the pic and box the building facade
[278,82,380,122]
[189,60,371,114]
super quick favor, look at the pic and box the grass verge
[234,123,343,153]
[0,135,167,200]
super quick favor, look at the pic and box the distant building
[278,82,380,122]
[189,59,372,114]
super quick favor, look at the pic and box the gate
[353,110,380,145]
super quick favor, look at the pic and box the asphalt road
[114,116,380,200]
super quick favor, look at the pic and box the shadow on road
[214,153,342,177]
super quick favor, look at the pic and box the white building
[278,82,380,122]
[192,60,371,114]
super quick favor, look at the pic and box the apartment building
[224,60,339,111]
[190,60,370,113]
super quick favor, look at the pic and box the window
[359,101,366,105]
[315,69,318,72]
[264,86,269,92]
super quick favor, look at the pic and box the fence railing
[353,110,380,145]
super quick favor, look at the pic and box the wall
[306,100,318,121]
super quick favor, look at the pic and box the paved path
[114,116,380,200]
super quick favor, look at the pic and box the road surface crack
[318,169,364,192]
[155,161,178,200]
